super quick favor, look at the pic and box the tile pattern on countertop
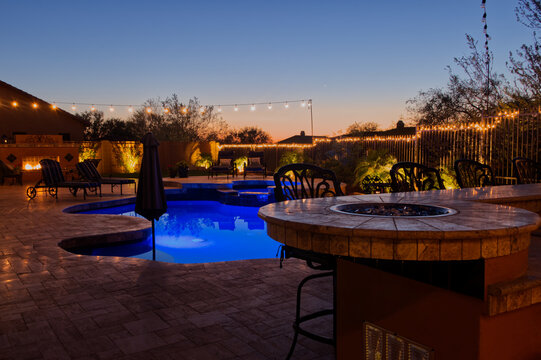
[0,186,334,360]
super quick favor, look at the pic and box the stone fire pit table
[259,191,541,360]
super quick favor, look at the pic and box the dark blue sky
[1,0,532,139]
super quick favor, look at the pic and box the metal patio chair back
[390,162,445,192]
[454,159,494,188]
[274,163,344,202]
[513,157,541,184]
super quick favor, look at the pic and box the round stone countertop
[258,194,541,261]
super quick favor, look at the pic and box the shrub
[354,149,397,188]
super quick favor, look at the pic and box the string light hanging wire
[482,0,490,113]
[46,98,311,114]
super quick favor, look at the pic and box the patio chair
[390,162,445,192]
[0,160,22,185]
[274,163,344,359]
[77,160,136,195]
[243,151,266,179]
[209,151,236,179]
[26,159,101,200]
[513,157,541,184]
[454,159,494,188]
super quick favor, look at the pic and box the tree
[222,126,272,144]
[507,1,541,107]
[346,121,379,136]
[79,111,138,141]
[408,35,506,125]
[128,95,228,142]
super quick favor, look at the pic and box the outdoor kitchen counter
[258,190,541,262]
[258,184,541,360]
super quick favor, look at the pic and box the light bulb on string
[11,101,18,107]
[146,107,152,114]
[199,106,205,114]
[32,102,38,109]
[109,105,115,112]
[128,106,133,113]
[234,105,238,112]
[217,106,222,112]
[164,108,170,114]
[71,104,76,111]
[250,104,256,111]
[267,103,272,110]
[90,105,96,112]
[301,100,306,107]
[182,107,187,114]
[51,103,57,110]
[284,102,289,109]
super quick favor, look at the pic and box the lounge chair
[454,159,494,188]
[273,163,344,358]
[209,151,236,179]
[77,160,136,195]
[243,151,266,179]
[513,157,541,184]
[0,160,22,185]
[26,159,101,200]
[390,162,445,192]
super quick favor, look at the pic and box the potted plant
[167,165,177,178]
[176,161,189,178]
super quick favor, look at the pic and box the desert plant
[278,151,304,168]
[354,149,397,187]
[439,166,459,189]
[195,152,213,169]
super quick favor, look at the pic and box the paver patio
[0,183,334,359]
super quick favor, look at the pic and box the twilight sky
[0,0,533,141]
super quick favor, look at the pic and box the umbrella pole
[152,219,156,261]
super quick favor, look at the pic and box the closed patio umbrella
[135,132,167,261]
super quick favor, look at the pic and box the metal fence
[221,112,541,185]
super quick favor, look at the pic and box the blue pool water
[75,201,281,263]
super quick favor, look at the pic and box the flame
[24,163,41,170]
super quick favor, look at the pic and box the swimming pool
[72,200,281,263]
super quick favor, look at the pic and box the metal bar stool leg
[286,270,335,360]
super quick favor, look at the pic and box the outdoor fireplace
[330,202,457,217]
[23,156,59,170]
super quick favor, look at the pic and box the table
[258,185,541,360]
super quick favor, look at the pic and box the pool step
[218,188,274,207]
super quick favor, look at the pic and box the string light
[109,105,115,112]
[234,105,239,112]
[32,102,38,109]
[182,107,187,114]
[51,103,57,110]
[146,107,152,113]
[217,106,222,112]
[301,100,306,107]
[11,101,18,107]
[128,106,133,113]
[267,103,272,110]
[250,104,256,111]
[71,104,76,110]
[164,108,170,114]
[284,102,289,109]
[90,105,96,112]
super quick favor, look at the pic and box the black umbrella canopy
[135,132,167,221]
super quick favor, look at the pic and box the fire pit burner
[330,202,457,217]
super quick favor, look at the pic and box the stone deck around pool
[0,186,333,359]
